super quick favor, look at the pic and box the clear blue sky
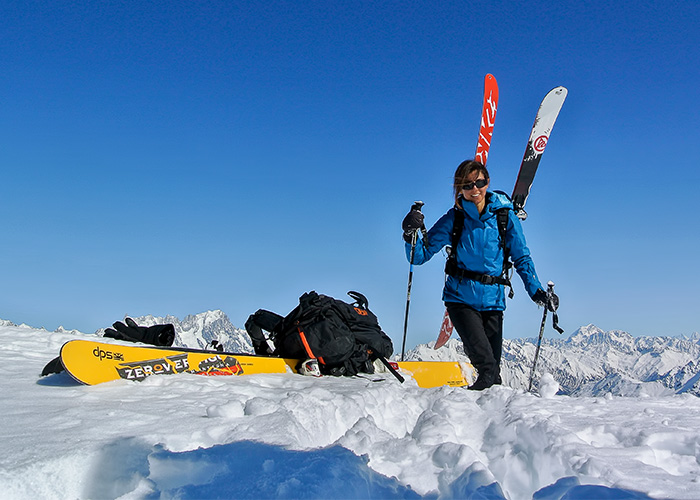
[2,0,699,346]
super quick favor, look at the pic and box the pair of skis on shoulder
[434,74,567,349]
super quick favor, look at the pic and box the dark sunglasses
[461,178,488,190]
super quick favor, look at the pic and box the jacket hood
[486,191,513,212]
[458,190,513,217]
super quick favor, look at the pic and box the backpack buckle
[479,275,497,285]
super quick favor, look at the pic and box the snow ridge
[1,315,699,498]
[7,311,699,397]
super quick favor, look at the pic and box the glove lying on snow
[104,318,175,347]
[40,318,176,378]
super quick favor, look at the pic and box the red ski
[435,74,498,349]
[475,73,499,164]
[435,310,454,349]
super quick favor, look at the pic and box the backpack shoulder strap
[495,207,514,298]
[496,207,509,251]
[449,207,465,263]
[490,191,512,255]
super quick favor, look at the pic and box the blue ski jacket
[405,191,543,311]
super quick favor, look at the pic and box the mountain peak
[129,310,253,353]
[567,324,605,343]
[567,325,633,347]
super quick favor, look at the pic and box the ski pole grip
[410,201,428,239]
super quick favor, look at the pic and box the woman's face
[461,171,489,207]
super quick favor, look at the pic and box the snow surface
[2,323,700,499]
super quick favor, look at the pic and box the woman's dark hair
[453,160,489,205]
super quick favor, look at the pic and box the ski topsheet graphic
[511,86,567,219]
[435,73,499,350]
[58,340,474,388]
[474,73,499,164]
[61,340,297,385]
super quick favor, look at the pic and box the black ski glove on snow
[104,318,176,347]
[402,207,425,243]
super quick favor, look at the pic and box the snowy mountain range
[10,312,700,397]
[404,324,700,397]
[115,310,254,353]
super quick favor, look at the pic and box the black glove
[104,318,175,347]
[533,289,559,312]
[532,289,546,307]
[402,208,424,243]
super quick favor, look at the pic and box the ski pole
[400,201,424,361]
[375,353,405,383]
[527,301,548,392]
[527,281,560,392]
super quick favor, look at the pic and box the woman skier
[402,159,555,390]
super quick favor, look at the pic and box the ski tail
[434,309,453,349]
[511,86,567,218]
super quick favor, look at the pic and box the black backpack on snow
[245,291,394,376]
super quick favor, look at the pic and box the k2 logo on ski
[534,135,549,153]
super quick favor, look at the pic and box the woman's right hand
[402,206,424,242]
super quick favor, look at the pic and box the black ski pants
[446,302,503,386]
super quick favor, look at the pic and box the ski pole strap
[444,259,513,288]
[551,311,564,334]
[545,283,564,334]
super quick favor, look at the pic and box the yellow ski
[58,340,473,388]
[397,361,473,388]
